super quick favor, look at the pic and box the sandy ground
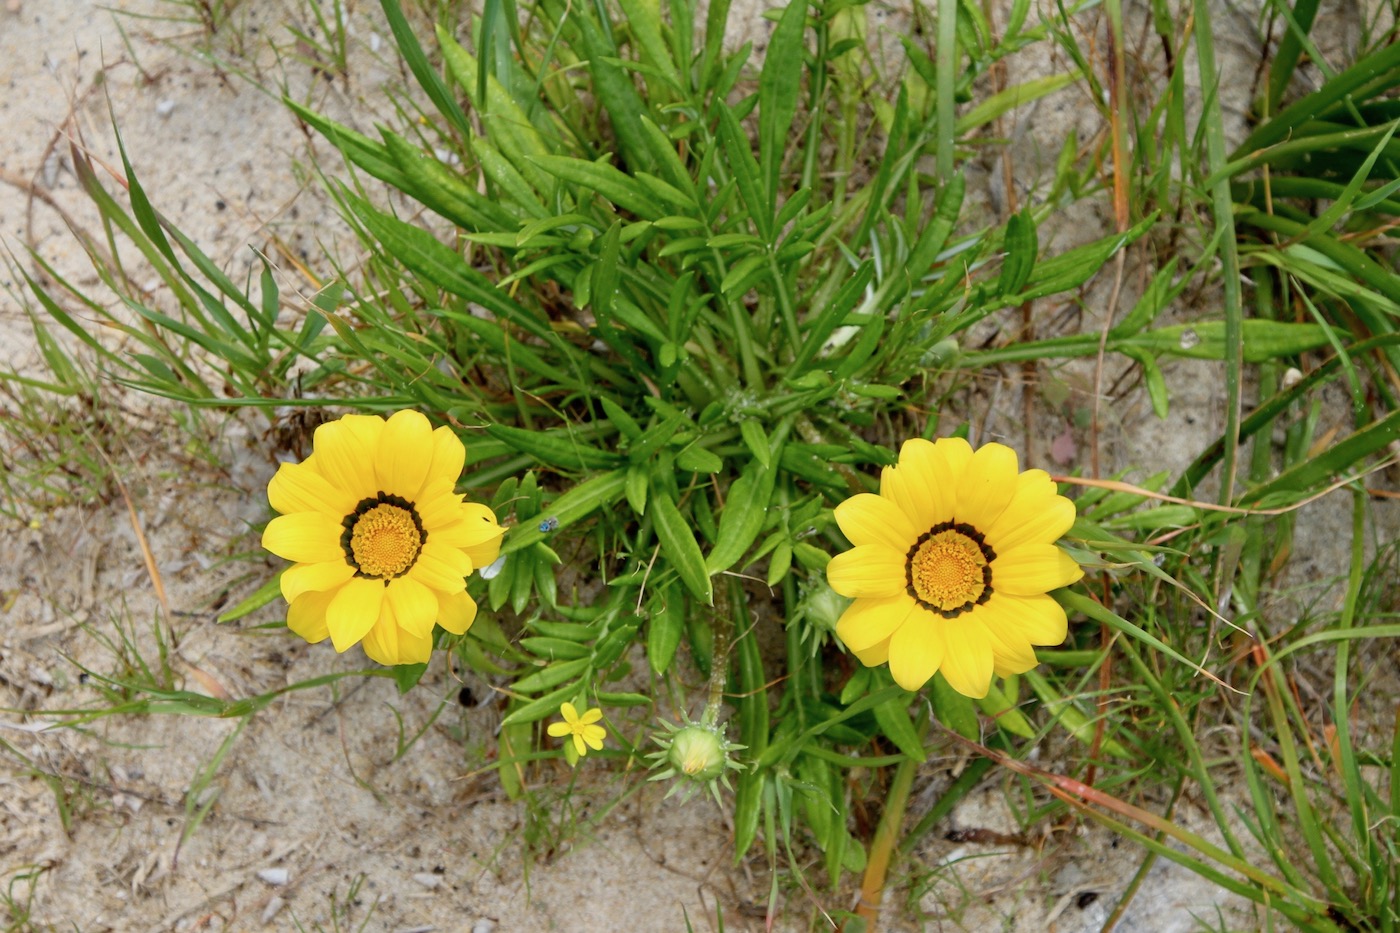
[1,1,1393,931]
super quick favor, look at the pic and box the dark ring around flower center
[905,520,996,618]
[341,492,428,582]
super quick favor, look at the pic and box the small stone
[472,920,496,933]
[257,868,289,886]
[156,99,176,118]
[261,895,285,924]
[412,872,442,889]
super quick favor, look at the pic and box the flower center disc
[906,522,995,618]
[343,495,426,580]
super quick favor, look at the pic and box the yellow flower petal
[417,492,470,532]
[374,410,435,499]
[880,442,932,530]
[853,635,892,667]
[835,595,919,652]
[547,721,573,738]
[287,589,336,644]
[400,627,435,664]
[579,707,603,724]
[560,702,580,723]
[938,622,994,698]
[887,614,946,691]
[984,469,1076,554]
[953,442,1020,532]
[437,590,479,635]
[407,541,471,593]
[987,592,1068,646]
[312,415,383,498]
[991,544,1084,595]
[359,605,434,666]
[462,530,505,574]
[826,545,907,599]
[582,725,606,750]
[835,493,918,551]
[386,576,439,639]
[422,503,506,573]
[882,437,972,531]
[262,512,346,563]
[326,577,385,652]
[973,599,1039,676]
[268,460,356,517]
[281,559,355,602]
[413,424,469,503]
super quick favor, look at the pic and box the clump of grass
[5,0,1400,928]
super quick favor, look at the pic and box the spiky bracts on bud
[645,718,745,804]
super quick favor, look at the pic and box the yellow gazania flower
[261,410,504,667]
[826,437,1083,698]
[547,702,607,757]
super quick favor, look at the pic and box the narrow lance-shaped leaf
[650,483,713,605]
[759,0,808,217]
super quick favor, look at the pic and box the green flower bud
[646,717,746,803]
[668,724,728,782]
[802,579,848,634]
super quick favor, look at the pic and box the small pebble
[412,872,442,889]
[156,99,176,118]
[261,895,285,924]
[473,920,496,933]
[257,868,289,886]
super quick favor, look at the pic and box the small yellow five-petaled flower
[548,703,607,761]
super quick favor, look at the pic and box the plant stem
[701,581,734,728]
[854,752,918,930]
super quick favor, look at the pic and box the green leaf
[976,682,1036,739]
[931,676,979,739]
[650,484,713,604]
[739,419,771,468]
[569,6,655,171]
[625,463,649,515]
[216,573,283,623]
[512,656,592,693]
[344,195,561,350]
[531,154,684,220]
[381,0,472,139]
[437,28,554,189]
[872,693,927,762]
[518,637,591,661]
[675,444,723,473]
[617,0,682,91]
[1124,320,1341,364]
[502,470,629,554]
[391,662,430,694]
[382,133,516,231]
[717,104,771,241]
[997,208,1037,296]
[1244,408,1400,503]
[706,455,780,574]
[646,584,685,675]
[790,261,873,373]
[499,681,580,727]
[485,423,622,471]
[955,72,1080,135]
[759,0,807,216]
